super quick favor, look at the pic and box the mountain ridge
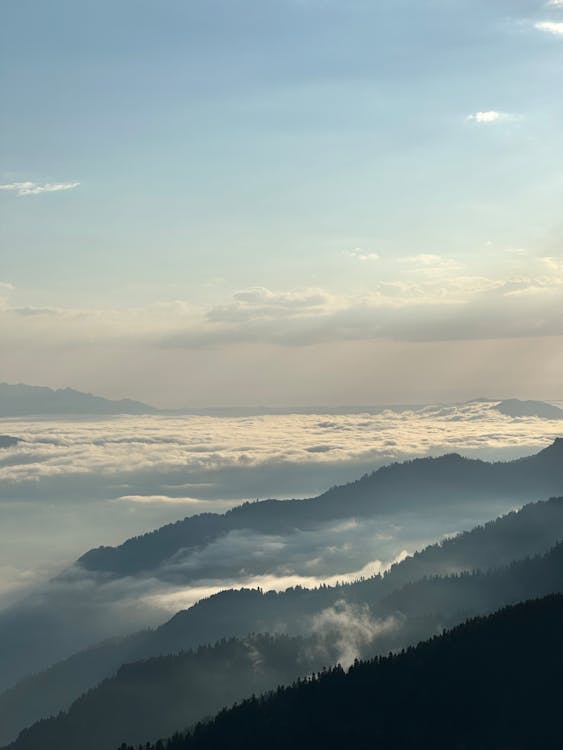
[2,494,563,747]
[8,571,563,750]
[0,383,156,417]
[79,438,563,577]
[125,595,563,750]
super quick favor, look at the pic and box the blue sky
[1,0,563,406]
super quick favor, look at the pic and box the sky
[1,0,563,407]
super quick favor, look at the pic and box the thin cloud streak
[0,181,80,196]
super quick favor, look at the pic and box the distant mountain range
[0,436,20,448]
[0,383,156,417]
[1,382,561,420]
[2,494,563,748]
[494,398,563,419]
[79,438,563,577]
[120,595,563,750]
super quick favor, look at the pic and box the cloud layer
[2,252,563,352]
[1,402,562,607]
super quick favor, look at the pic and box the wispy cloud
[346,248,380,262]
[397,254,465,277]
[2,259,563,350]
[311,601,400,669]
[466,111,518,124]
[535,20,563,34]
[0,181,80,196]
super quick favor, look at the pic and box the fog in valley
[2,400,561,606]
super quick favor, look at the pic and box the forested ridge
[7,541,563,750]
[3,495,563,748]
[79,439,563,576]
[121,595,563,750]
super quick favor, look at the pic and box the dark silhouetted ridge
[123,595,563,750]
[5,635,336,750]
[5,502,563,750]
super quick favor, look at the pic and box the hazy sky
[1,0,563,406]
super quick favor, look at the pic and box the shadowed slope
[4,504,563,750]
[125,595,563,750]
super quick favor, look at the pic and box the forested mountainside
[3,494,563,746]
[79,438,563,576]
[6,635,337,750]
[121,596,563,750]
[6,534,563,750]
[379,539,563,618]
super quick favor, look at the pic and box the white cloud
[231,286,329,308]
[1,405,560,495]
[346,248,380,262]
[546,1,563,8]
[0,181,80,196]
[504,248,528,256]
[535,20,563,34]
[400,253,444,265]
[119,494,209,505]
[542,256,563,273]
[396,254,465,279]
[466,111,517,124]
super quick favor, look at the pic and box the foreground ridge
[125,595,563,750]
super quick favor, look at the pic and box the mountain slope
[379,540,563,620]
[5,635,339,750]
[9,585,563,750]
[0,383,156,416]
[79,438,563,576]
[3,496,563,748]
[124,595,563,750]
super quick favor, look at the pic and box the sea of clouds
[1,400,562,606]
